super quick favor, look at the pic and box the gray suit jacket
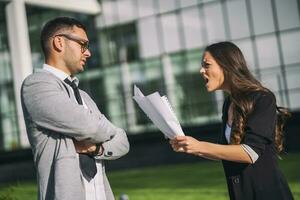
[21,69,130,200]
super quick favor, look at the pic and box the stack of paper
[133,85,185,139]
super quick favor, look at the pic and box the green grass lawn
[0,153,299,200]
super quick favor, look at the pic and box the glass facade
[95,0,300,133]
[0,2,20,151]
[0,0,299,151]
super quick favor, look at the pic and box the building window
[177,72,217,123]
[99,23,139,66]
[160,13,182,53]
[250,0,275,35]
[138,17,161,58]
[226,0,250,39]
[0,3,20,151]
[133,79,165,126]
[180,7,205,49]
[275,0,300,31]
[203,1,227,43]
[131,58,165,129]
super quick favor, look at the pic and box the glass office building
[0,0,299,151]
[0,3,19,151]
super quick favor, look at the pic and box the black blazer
[220,91,294,200]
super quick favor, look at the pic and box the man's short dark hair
[40,17,87,58]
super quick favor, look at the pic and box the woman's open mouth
[203,77,209,86]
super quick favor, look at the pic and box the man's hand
[73,140,96,154]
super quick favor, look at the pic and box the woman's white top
[225,123,259,163]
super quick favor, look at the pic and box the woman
[170,41,294,200]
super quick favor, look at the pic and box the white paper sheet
[133,85,185,139]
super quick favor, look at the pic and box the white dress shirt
[43,64,106,200]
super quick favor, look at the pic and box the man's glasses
[54,34,89,53]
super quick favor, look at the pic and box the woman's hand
[171,136,252,163]
[170,136,202,155]
[169,138,184,152]
[73,140,96,154]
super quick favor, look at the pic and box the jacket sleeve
[21,74,116,143]
[96,128,130,160]
[79,91,130,160]
[241,92,277,157]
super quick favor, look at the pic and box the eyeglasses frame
[54,33,89,53]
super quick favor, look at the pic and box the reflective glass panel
[102,0,118,27]
[0,3,20,151]
[259,67,287,106]
[102,65,127,128]
[137,0,155,18]
[226,0,250,39]
[203,2,226,43]
[160,13,182,53]
[234,39,255,70]
[158,0,177,13]
[280,30,300,65]
[179,0,198,8]
[181,7,204,49]
[116,0,137,23]
[286,65,300,110]
[275,0,300,30]
[131,58,165,130]
[99,23,139,66]
[137,17,161,58]
[172,50,218,125]
[256,34,280,68]
[250,0,275,35]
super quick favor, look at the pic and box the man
[21,17,129,200]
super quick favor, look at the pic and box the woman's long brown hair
[205,41,290,153]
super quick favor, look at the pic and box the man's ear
[52,36,64,52]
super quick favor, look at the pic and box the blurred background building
[0,0,299,178]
